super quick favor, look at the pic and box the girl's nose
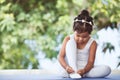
[79,37,83,41]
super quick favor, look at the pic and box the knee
[101,65,111,77]
[85,65,111,78]
[66,39,76,50]
[66,39,76,46]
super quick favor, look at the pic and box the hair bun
[80,10,89,16]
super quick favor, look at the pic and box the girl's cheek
[74,37,78,41]
[75,38,79,43]
[74,38,77,42]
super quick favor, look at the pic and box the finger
[77,70,79,73]
[77,71,81,74]
[79,72,81,74]
[69,69,73,72]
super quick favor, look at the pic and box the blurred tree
[0,0,120,69]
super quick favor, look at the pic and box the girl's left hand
[77,69,85,77]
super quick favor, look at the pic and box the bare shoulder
[61,36,70,48]
[59,36,70,55]
[90,40,97,48]
[92,40,97,45]
[63,36,70,42]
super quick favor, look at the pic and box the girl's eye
[77,35,80,37]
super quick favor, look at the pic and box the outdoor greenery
[0,0,120,69]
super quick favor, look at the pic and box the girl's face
[74,31,90,44]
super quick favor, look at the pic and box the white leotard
[70,34,94,69]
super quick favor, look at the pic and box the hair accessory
[74,19,92,25]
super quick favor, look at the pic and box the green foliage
[102,42,115,53]
[89,0,120,29]
[0,0,120,69]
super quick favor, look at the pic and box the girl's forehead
[74,31,88,36]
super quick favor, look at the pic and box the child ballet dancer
[58,9,111,78]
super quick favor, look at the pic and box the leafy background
[0,0,120,69]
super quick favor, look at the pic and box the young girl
[58,10,111,78]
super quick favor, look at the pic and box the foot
[69,73,81,78]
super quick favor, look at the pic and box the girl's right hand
[66,66,75,73]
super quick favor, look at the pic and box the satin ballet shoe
[69,73,81,78]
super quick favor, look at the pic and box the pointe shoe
[69,73,81,78]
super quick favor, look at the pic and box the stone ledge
[0,69,57,75]
[0,69,120,80]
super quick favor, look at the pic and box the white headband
[74,19,92,25]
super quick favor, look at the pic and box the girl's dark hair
[73,9,94,34]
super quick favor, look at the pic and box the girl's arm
[58,36,70,69]
[77,41,97,76]
[84,41,97,73]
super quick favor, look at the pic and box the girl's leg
[57,39,77,78]
[66,39,77,71]
[66,39,81,78]
[84,65,111,78]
